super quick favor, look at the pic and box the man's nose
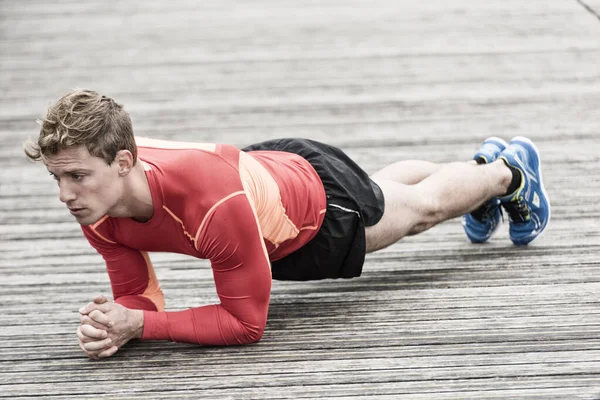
[58,181,76,203]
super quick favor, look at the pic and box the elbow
[236,305,267,344]
[251,324,265,343]
[246,332,264,344]
[240,320,266,344]
[238,293,270,345]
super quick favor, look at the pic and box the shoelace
[471,200,502,223]
[503,195,530,223]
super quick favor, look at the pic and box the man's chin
[74,212,103,226]
[77,219,94,226]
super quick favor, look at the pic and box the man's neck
[109,161,154,222]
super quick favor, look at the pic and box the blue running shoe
[462,137,508,243]
[473,137,508,165]
[498,136,551,245]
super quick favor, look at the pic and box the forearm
[141,302,267,345]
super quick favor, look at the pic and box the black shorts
[242,138,385,281]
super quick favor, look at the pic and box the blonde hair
[24,89,136,165]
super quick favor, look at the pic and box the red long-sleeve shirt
[81,137,326,345]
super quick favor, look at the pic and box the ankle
[488,159,514,196]
[499,159,522,197]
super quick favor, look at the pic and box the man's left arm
[140,192,272,345]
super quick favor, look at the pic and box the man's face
[45,146,122,226]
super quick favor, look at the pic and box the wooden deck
[1,0,600,398]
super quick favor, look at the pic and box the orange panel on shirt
[140,251,165,312]
[238,151,300,248]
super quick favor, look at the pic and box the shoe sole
[464,217,502,243]
[508,136,552,245]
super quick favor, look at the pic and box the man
[24,89,550,360]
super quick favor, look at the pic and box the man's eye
[72,174,84,181]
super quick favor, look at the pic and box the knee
[407,194,444,235]
[425,195,446,222]
[417,191,445,221]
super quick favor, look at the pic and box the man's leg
[370,160,447,185]
[365,160,512,252]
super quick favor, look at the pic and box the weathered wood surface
[579,0,600,17]
[1,0,599,399]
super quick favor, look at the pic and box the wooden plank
[2,372,600,399]
[3,382,600,400]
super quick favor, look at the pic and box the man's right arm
[81,226,165,312]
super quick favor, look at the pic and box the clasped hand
[77,295,144,360]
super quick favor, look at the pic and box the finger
[79,302,110,315]
[88,310,114,328]
[93,294,110,304]
[77,327,99,343]
[78,302,96,315]
[77,326,86,342]
[76,326,94,343]
[80,324,108,340]
[80,315,111,331]
[78,338,99,360]
[83,338,112,352]
[98,345,119,359]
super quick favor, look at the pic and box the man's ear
[115,150,135,176]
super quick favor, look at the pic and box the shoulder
[135,137,244,172]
